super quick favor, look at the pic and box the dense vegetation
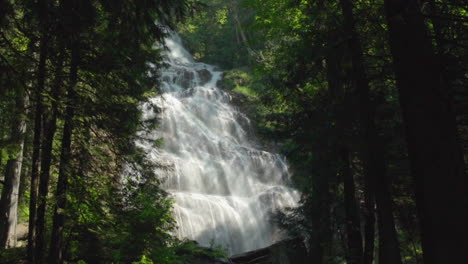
[0,0,466,264]
[178,0,467,264]
[0,0,214,263]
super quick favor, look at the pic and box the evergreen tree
[383,0,467,263]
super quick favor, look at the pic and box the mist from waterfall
[138,32,300,255]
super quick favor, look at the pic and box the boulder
[189,255,231,264]
[180,70,195,88]
[181,238,307,264]
[175,241,232,264]
[197,68,212,85]
[230,238,307,264]
[229,92,249,107]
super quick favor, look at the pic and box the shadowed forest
[0,0,466,264]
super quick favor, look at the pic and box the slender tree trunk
[34,110,54,262]
[0,0,9,27]
[339,0,402,263]
[362,168,375,264]
[27,33,47,263]
[0,88,28,248]
[231,3,252,55]
[373,153,402,264]
[48,44,78,264]
[34,46,65,264]
[383,0,467,263]
[28,0,49,260]
[325,37,354,264]
[308,178,331,264]
[341,147,363,264]
[231,1,264,62]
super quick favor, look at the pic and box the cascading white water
[138,32,299,255]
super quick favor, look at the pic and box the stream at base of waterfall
[137,32,299,256]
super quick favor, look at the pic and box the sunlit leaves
[216,8,229,25]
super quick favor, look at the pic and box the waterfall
[138,32,299,255]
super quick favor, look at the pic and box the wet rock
[181,70,195,88]
[230,238,307,264]
[179,238,307,264]
[172,69,195,88]
[190,256,231,264]
[197,68,212,85]
[216,80,224,89]
[162,75,172,83]
[175,241,232,264]
[229,92,249,106]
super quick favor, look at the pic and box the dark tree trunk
[373,151,402,264]
[34,105,55,262]
[362,168,375,264]
[34,46,65,263]
[0,88,28,248]
[27,33,47,264]
[28,0,49,260]
[326,41,364,264]
[308,178,331,264]
[339,0,402,263]
[383,0,467,263]
[48,44,79,264]
[341,147,363,264]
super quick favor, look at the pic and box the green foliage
[178,240,227,259]
[58,126,179,263]
[179,0,459,263]
[1,0,464,263]
[1,0,206,263]
[132,255,154,264]
[222,68,257,98]
[177,0,253,68]
[0,247,26,264]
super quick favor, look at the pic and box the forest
[0,0,466,264]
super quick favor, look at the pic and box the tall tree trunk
[28,0,49,260]
[373,154,401,264]
[231,1,264,61]
[383,0,467,263]
[339,0,402,263]
[362,167,375,264]
[308,176,331,264]
[327,49,364,264]
[34,46,65,264]
[48,44,78,264]
[325,36,355,264]
[341,147,363,264]
[0,88,28,248]
[27,33,47,264]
